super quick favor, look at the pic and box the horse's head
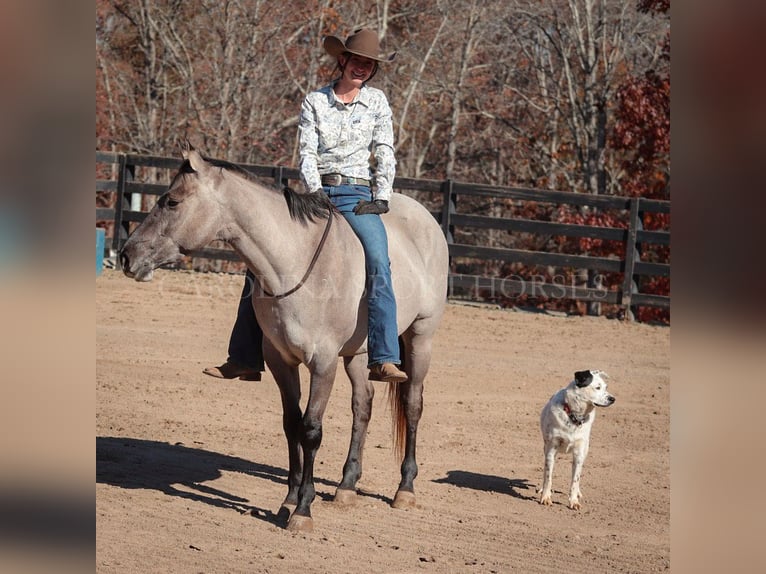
[120,147,224,281]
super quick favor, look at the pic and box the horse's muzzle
[119,249,131,274]
[119,249,153,281]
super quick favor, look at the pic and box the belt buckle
[324,173,342,186]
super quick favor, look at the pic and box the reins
[261,209,334,299]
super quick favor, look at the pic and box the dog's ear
[574,370,593,387]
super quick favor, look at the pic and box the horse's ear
[180,139,195,156]
[179,139,206,173]
[183,148,207,173]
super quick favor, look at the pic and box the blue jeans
[324,184,401,366]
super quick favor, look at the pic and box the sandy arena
[97,268,669,573]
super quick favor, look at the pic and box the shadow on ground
[433,470,536,501]
[97,436,319,526]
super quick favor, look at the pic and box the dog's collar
[563,402,589,426]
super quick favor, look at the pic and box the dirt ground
[96,268,670,573]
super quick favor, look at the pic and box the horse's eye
[167,199,180,208]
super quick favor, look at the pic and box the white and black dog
[539,370,615,509]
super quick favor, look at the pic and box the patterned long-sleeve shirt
[298,82,396,201]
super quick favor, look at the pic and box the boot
[203,361,262,381]
[368,363,408,383]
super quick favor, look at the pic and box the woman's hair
[334,52,379,82]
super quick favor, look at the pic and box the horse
[119,147,448,532]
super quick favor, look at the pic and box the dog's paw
[540,495,553,506]
[568,499,581,510]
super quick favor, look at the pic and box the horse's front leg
[264,342,303,520]
[287,361,337,532]
[334,354,375,506]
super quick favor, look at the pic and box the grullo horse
[120,147,448,531]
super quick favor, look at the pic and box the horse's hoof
[392,490,416,509]
[281,502,297,514]
[333,488,357,506]
[276,504,294,527]
[286,514,314,532]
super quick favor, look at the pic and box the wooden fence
[96,152,670,319]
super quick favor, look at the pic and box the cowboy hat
[323,28,396,63]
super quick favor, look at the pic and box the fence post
[112,154,135,264]
[274,166,287,189]
[620,198,641,321]
[632,204,646,320]
[440,179,455,243]
[440,179,456,299]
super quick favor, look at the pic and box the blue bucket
[96,228,105,275]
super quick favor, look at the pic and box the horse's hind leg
[334,353,375,506]
[391,326,435,509]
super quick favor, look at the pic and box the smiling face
[339,53,377,87]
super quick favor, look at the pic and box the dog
[539,370,615,509]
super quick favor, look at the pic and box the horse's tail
[387,335,407,461]
[387,381,407,462]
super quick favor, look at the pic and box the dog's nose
[607,396,615,404]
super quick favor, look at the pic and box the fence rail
[96,151,670,319]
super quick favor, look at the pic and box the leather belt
[321,173,370,187]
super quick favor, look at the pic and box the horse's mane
[204,156,259,183]
[283,186,333,223]
[201,156,333,225]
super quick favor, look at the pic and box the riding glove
[353,199,389,215]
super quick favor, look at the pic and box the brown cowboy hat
[323,28,396,63]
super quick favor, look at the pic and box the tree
[96,0,670,317]
[611,0,670,322]
[503,0,667,195]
